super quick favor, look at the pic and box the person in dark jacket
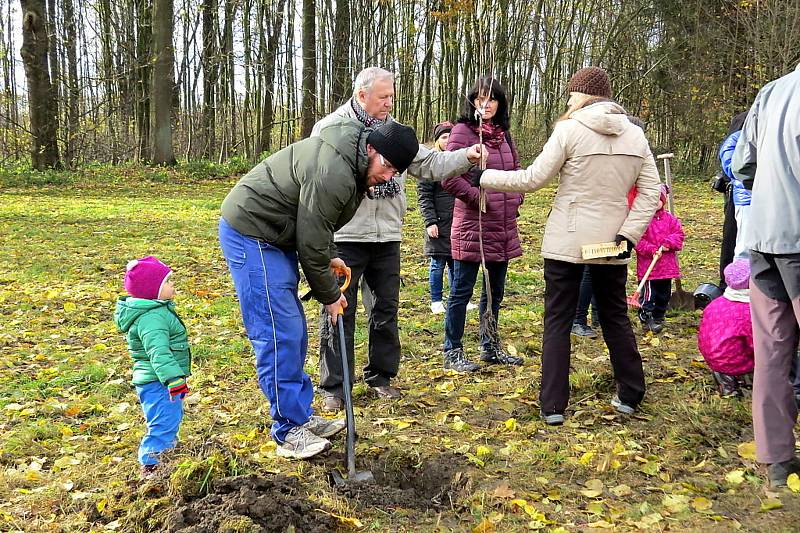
[218,118,419,459]
[719,111,750,260]
[716,112,747,288]
[417,121,478,315]
[441,76,525,372]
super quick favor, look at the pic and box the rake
[627,246,664,308]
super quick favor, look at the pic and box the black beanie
[432,121,453,142]
[367,122,418,174]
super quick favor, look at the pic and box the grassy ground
[1,167,798,532]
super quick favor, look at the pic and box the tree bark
[300,0,317,137]
[201,0,218,159]
[330,0,350,107]
[20,0,61,169]
[62,0,80,166]
[151,0,176,165]
[134,0,152,161]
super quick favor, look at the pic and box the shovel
[329,314,375,486]
[328,270,375,486]
[627,247,664,308]
[657,153,695,311]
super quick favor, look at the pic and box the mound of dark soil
[168,474,337,533]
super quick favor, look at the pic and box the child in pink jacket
[697,259,753,397]
[634,185,685,333]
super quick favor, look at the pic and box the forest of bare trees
[1,0,799,171]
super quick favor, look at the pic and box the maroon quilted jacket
[443,122,523,263]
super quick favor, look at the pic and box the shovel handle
[635,246,664,294]
[333,266,351,293]
[337,315,357,478]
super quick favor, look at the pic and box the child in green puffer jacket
[113,256,191,478]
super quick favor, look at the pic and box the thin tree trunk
[330,0,350,107]
[300,0,316,137]
[62,0,79,166]
[134,0,152,161]
[202,0,217,158]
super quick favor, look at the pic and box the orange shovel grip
[332,266,351,293]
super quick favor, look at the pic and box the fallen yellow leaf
[492,482,516,499]
[580,478,604,498]
[737,441,757,460]
[760,498,782,511]
[692,497,713,512]
[315,508,363,528]
[725,469,745,485]
[787,473,800,493]
[610,484,632,497]
[472,518,495,533]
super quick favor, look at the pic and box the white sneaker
[467,302,478,311]
[430,301,446,314]
[276,426,331,459]
[303,415,346,438]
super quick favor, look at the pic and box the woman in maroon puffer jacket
[441,76,524,373]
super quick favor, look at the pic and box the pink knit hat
[724,259,750,290]
[124,256,172,299]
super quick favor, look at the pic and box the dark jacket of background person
[443,123,523,263]
[220,118,367,305]
[417,177,456,257]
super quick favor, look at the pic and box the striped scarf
[350,99,401,198]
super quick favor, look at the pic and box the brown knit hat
[566,67,611,98]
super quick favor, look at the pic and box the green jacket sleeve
[137,312,185,384]
[296,172,354,305]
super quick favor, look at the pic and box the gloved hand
[614,234,634,259]
[470,168,484,187]
[167,377,190,400]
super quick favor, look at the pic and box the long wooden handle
[661,154,676,216]
[635,246,664,293]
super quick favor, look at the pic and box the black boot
[639,311,663,334]
[444,347,480,373]
[712,371,742,397]
[480,343,524,365]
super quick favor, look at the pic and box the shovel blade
[668,290,695,311]
[329,468,375,488]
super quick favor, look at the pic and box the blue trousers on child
[218,218,313,443]
[429,256,454,302]
[136,381,183,465]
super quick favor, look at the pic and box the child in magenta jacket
[697,259,753,397]
[634,185,685,333]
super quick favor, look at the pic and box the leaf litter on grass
[2,175,800,531]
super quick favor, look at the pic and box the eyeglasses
[379,154,398,173]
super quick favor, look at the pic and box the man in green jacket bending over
[219,118,458,459]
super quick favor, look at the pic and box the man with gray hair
[732,62,800,489]
[312,67,485,411]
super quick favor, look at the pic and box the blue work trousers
[218,218,313,442]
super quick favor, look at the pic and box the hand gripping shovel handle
[300,265,351,301]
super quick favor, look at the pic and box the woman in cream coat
[479,67,660,425]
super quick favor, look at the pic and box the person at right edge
[478,66,660,426]
[731,62,800,489]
